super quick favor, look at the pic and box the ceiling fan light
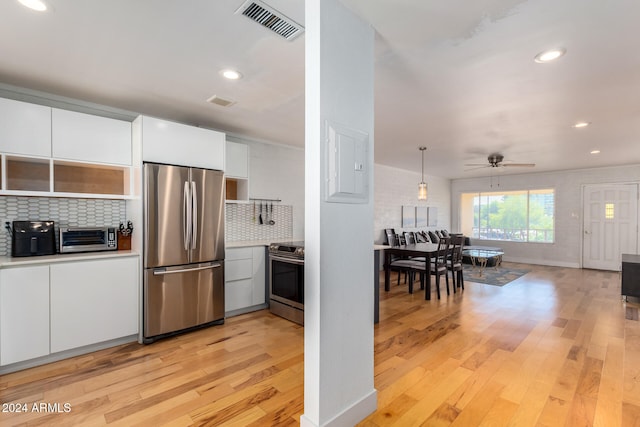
[418,182,428,200]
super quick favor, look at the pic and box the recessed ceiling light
[220,69,243,80]
[590,150,600,154]
[573,121,591,128]
[18,0,47,11]
[534,48,566,63]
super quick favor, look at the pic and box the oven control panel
[269,243,304,259]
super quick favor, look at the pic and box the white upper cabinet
[0,97,51,157]
[225,141,249,179]
[52,108,132,165]
[139,116,224,170]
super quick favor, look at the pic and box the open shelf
[225,177,248,201]
[1,154,132,199]
[6,156,50,192]
[54,161,129,196]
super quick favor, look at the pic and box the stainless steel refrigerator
[143,162,225,343]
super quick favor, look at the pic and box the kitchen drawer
[226,247,253,260]
[225,279,253,312]
[224,245,266,316]
[226,258,252,281]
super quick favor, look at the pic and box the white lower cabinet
[50,257,138,353]
[0,265,50,366]
[0,255,139,369]
[225,246,266,314]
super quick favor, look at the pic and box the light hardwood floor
[1,263,639,426]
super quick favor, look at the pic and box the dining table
[383,242,440,300]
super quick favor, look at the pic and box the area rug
[463,264,529,286]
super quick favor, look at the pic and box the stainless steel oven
[269,241,304,325]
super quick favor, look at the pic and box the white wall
[451,164,640,267]
[227,135,305,240]
[374,164,451,243]
[226,137,454,248]
[303,0,376,425]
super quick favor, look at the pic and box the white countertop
[226,240,273,248]
[0,250,140,268]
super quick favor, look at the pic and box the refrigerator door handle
[191,180,198,250]
[183,181,191,250]
[153,263,221,275]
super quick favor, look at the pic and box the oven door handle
[269,254,305,265]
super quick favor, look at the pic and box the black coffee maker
[11,221,57,257]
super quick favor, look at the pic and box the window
[460,189,555,243]
[605,203,615,219]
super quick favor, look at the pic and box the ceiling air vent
[235,0,304,41]
[207,95,236,107]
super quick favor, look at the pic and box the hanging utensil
[253,200,256,223]
[268,202,275,225]
[258,201,263,225]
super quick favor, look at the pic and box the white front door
[582,184,638,270]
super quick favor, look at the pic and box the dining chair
[397,234,406,245]
[386,234,413,286]
[384,228,397,246]
[411,236,450,299]
[403,231,416,244]
[447,234,465,292]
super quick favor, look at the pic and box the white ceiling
[0,0,638,179]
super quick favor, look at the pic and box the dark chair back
[449,235,464,265]
[428,231,440,243]
[384,228,396,245]
[404,231,416,244]
[435,237,450,266]
[415,232,427,243]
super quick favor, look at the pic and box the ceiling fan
[465,153,535,171]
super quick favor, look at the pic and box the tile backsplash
[225,202,293,242]
[0,196,126,256]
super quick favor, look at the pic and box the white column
[302,0,376,426]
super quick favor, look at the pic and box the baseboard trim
[0,335,137,374]
[300,388,377,427]
[503,256,580,269]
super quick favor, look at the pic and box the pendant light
[418,147,428,200]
